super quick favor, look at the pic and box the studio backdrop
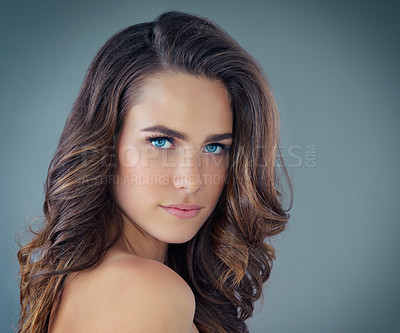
[1,1,399,332]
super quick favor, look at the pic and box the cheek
[117,145,173,181]
[116,164,170,194]
[201,159,229,198]
[114,147,167,207]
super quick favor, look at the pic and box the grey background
[1,0,399,332]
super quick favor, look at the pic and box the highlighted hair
[18,11,292,333]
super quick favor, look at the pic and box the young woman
[18,11,292,333]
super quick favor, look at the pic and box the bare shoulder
[49,250,196,333]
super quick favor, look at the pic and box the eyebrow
[140,125,232,143]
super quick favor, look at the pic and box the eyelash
[145,135,232,154]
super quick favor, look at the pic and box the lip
[160,204,203,219]
[162,203,203,210]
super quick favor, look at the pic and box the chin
[159,230,200,244]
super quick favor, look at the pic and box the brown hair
[17,11,292,333]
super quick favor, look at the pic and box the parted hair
[17,11,292,333]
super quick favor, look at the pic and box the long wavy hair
[17,11,292,333]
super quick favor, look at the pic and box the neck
[119,215,168,263]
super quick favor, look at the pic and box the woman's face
[113,72,233,244]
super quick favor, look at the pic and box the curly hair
[17,11,292,333]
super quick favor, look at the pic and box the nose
[173,148,203,193]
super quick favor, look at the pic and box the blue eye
[150,137,173,149]
[204,144,223,154]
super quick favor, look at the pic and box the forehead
[123,72,233,137]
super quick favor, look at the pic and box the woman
[18,11,292,333]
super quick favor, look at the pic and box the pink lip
[160,204,203,219]
[163,203,203,210]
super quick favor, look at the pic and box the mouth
[160,204,203,219]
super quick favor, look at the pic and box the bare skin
[48,72,232,332]
[48,240,199,332]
